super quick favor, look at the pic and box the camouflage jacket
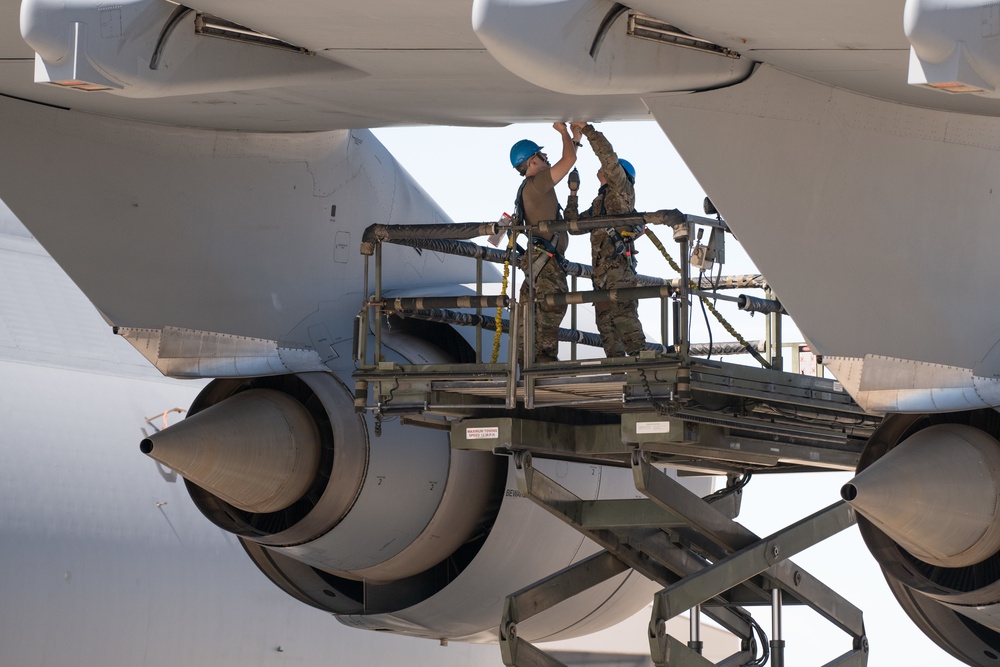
[582,124,635,218]
[582,125,638,264]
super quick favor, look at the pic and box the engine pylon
[140,388,320,513]
[842,423,1000,568]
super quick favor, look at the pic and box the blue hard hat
[619,159,636,182]
[510,139,542,169]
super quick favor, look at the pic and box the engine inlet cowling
[142,327,658,644]
[141,322,507,619]
[847,411,1000,664]
[151,369,502,585]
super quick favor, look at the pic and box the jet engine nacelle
[472,0,753,96]
[845,412,1000,665]
[22,0,350,97]
[141,328,657,643]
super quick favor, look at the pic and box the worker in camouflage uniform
[509,122,582,364]
[571,122,646,357]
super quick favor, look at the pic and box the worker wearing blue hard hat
[571,122,647,358]
[509,139,543,172]
[508,122,582,364]
[618,158,636,183]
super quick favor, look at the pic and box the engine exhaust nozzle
[140,388,321,514]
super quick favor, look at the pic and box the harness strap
[513,179,568,275]
[530,231,570,273]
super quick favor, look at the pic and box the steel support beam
[500,550,629,667]
[493,446,867,667]
[825,646,871,666]
[512,452,754,639]
[453,418,627,459]
[649,634,715,667]
[633,453,866,639]
[631,452,868,665]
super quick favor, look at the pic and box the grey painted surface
[0,225,504,666]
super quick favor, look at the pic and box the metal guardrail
[355,210,783,381]
[351,210,877,467]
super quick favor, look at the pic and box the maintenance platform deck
[356,353,877,474]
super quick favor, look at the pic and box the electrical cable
[703,471,752,505]
[745,611,771,667]
[644,227,770,368]
[723,605,770,667]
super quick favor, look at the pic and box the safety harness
[594,186,644,269]
[605,224,644,269]
[512,179,569,279]
[529,234,570,274]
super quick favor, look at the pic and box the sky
[374,121,968,667]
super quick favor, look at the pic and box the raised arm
[579,122,629,192]
[547,122,580,185]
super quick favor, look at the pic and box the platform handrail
[355,207,790,413]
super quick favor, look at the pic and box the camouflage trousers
[517,254,568,364]
[593,249,645,358]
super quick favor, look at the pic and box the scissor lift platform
[354,356,874,665]
[354,210,875,665]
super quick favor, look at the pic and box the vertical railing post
[506,228,520,409]
[507,299,519,409]
[476,256,483,363]
[359,254,370,366]
[672,299,681,354]
[767,285,783,370]
[524,235,535,372]
[676,223,691,360]
[570,274,578,361]
[374,241,383,364]
[523,229,537,410]
[661,287,669,355]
